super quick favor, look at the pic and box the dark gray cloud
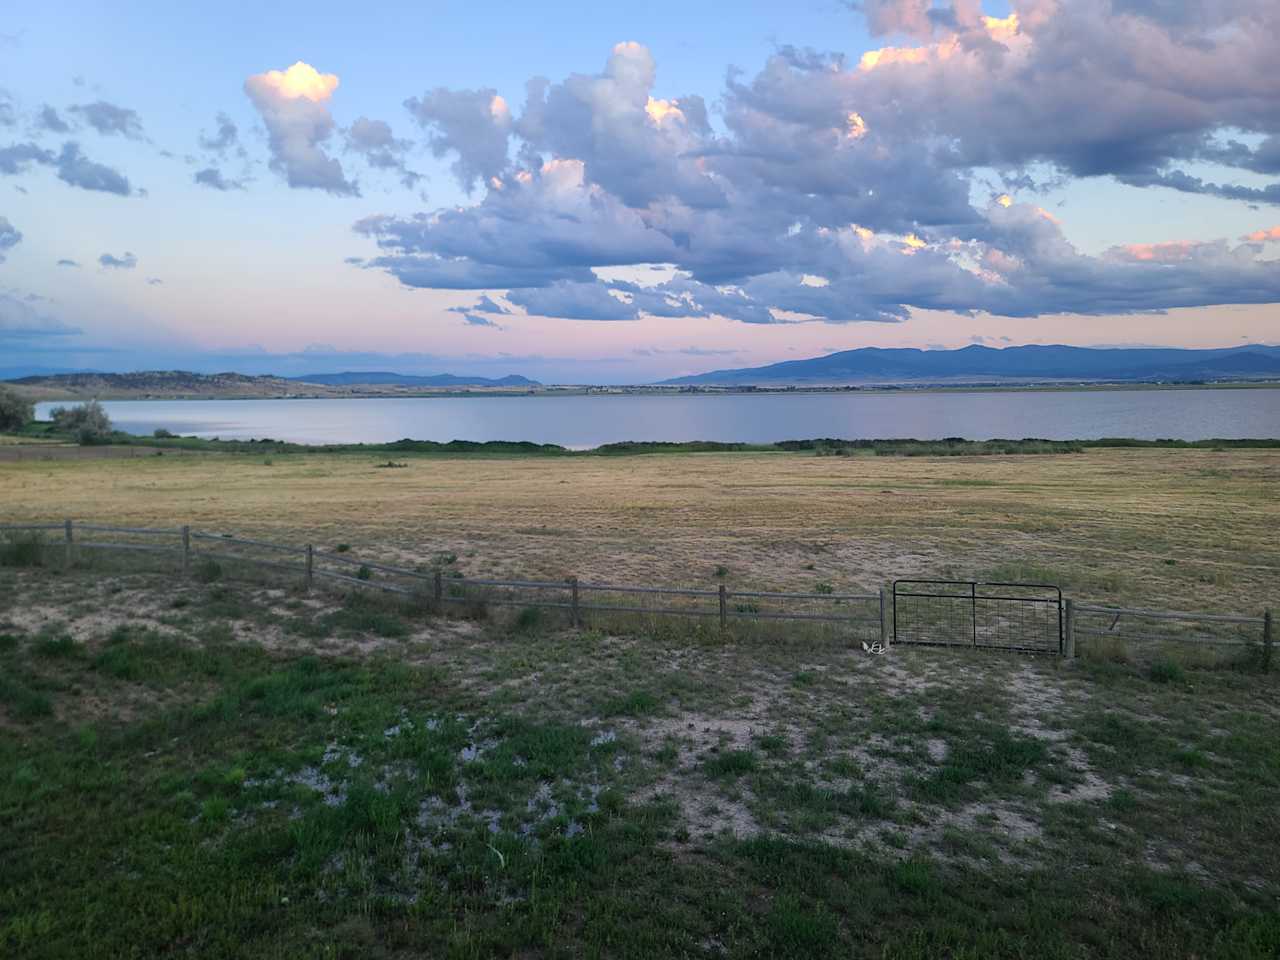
[198,112,240,155]
[36,105,70,134]
[0,142,54,175]
[244,62,358,197]
[99,251,137,269]
[448,293,510,316]
[56,258,80,267]
[194,166,245,191]
[0,140,134,195]
[506,280,639,321]
[345,116,421,188]
[69,100,144,139]
[0,215,20,262]
[56,142,133,195]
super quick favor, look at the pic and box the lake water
[35,388,1280,447]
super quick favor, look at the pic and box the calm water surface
[35,388,1280,447]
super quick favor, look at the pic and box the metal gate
[892,580,1063,654]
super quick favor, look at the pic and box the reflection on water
[35,388,1280,447]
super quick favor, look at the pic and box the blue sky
[2,0,1278,382]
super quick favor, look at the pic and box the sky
[1,0,1279,383]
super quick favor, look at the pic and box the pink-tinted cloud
[1244,226,1280,242]
[244,61,357,196]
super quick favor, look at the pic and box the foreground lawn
[2,569,1278,958]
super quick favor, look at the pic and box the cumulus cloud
[194,166,244,191]
[0,215,19,262]
[1244,226,1280,243]
[244,61,358,196]
[69,100,144,138]
[345,116,421,188]
[404,88,511,192]
[99,251,137,269]
[355,10,1280,325]
[0,293,83,339]
[460,313,502,328]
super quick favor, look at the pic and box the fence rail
[0,519,1271,659]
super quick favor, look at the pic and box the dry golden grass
[1,447,1276,612]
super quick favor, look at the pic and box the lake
[35,388,1280,447]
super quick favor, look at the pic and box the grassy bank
[11,416,1280,457]
[1,567,1278,958]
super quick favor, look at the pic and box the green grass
[1,568,1278,958]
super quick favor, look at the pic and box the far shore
[20,379,1280,403]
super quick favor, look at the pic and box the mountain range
[289,372,539,387]
[660,344,1280,386]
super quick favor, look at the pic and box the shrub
[1149,658,1186,684]
[0,385,34,432]
[153,428,175,439]
[195,558,223,583]
[50,400,113,445]
[0,532,45,568]
[514,606,543,632]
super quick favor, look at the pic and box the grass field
[0,564,1278,958]
[2,445,1278,956]
[1,446,1276,612]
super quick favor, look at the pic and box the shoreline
[21,379,1280,403]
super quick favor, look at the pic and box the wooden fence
[0,520,1272,661]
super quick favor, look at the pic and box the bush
[1149,658,1186,684]
[50,400,113,445]
[195,558,223,583]
[0,532,45,568]
[0,385,34,432]
[153,428,175,439]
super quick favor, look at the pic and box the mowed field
[1,446,1277,612]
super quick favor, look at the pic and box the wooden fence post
[63,518,73,569]
[719,584,727,630]
[880,586,890,648]
[569,577,580,629]
[433,570,443,603]
[1064,598,1076,659]
[1264,609,1273,673]
[181,525,191,576]
[305,545,314,592]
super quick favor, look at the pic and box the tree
[50,399,113,445]
[0,385,34,432]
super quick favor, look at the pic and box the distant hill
[660,344,1280,386]
[289,371,540,387]
[4,369,541,401]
